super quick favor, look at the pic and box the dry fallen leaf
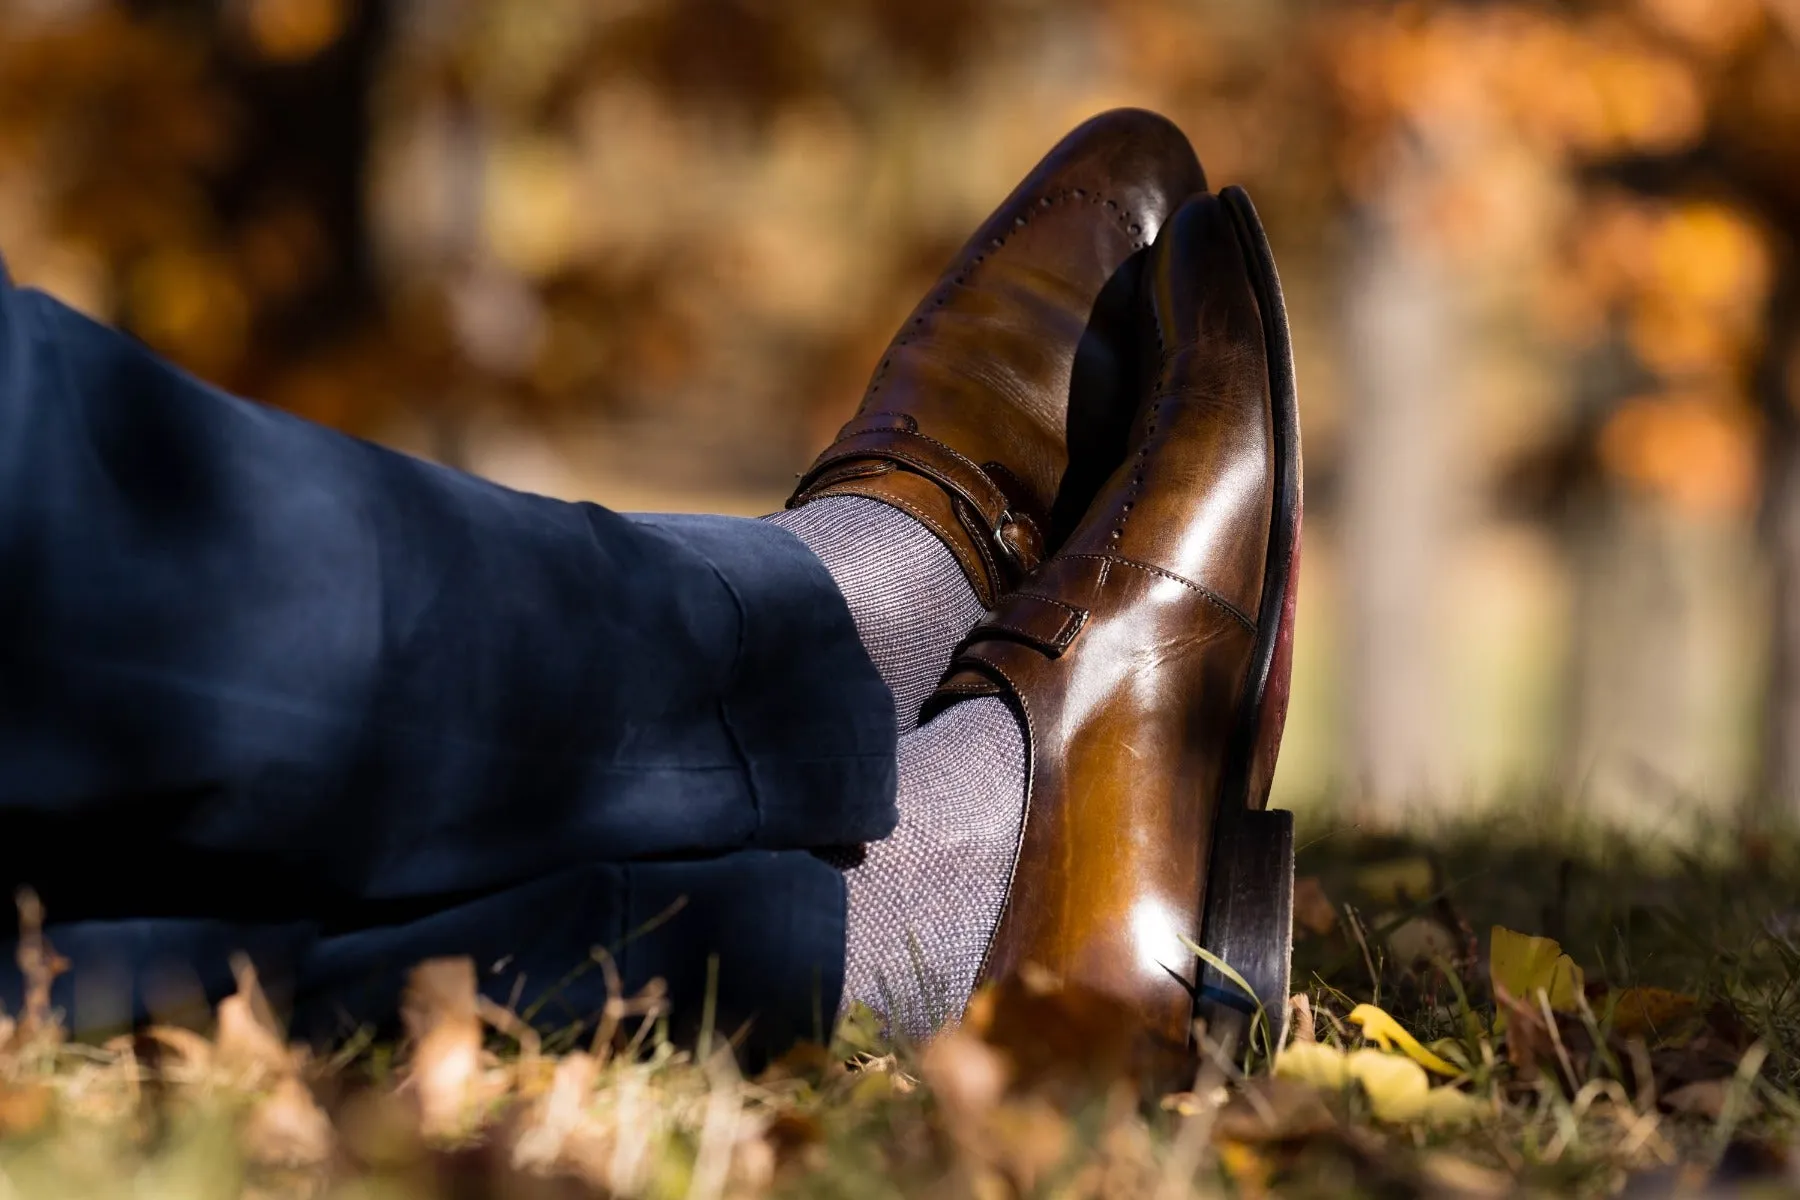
[215,956,298,1086]
[1493,982,1558,1086]
[401,957,489,1140]
[242,1075,333,1168]
[13,889,68,1051]
[985,1095,1072,1192]
[1419,1151,1513,1196]
[1609,986,1701,1042]
[1292,876,1339,937]
[0,1081,53,1136]
[920,1028,1011,1122]
[962,970,1140,1094]
[512,1050,600,1175]
[1287,993,1316,1045]
[1661,1078,1735,1119]
[1213,1077,1336,1142]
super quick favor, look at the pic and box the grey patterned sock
[766,495,986,731]
[766,494,1028,1032]
[840,694,1027,1036]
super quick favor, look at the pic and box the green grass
[1,808,1797,1197]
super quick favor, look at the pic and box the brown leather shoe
[926,187,1303,1049]
[787,110,1205,609]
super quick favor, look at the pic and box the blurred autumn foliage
[2,0,1799,819]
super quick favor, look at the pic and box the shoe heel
[1194,806,1295,1058]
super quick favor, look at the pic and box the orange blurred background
[3,0,1798,828]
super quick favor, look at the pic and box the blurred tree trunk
[1338,157,1463,820]
[1562,485,1710,826]
[1756,255,1800,818]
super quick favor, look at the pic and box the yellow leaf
[1273,1040,1351,1091]
[1217,1138,1274,1194]
[1417,1085,1486,1127]
[1274,1040,1484,1127]
[1489,927,1584,1029]
[1347,1005,1461,1077]
[1345,1048,1429,1122]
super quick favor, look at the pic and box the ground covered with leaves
[1,810,1798,1198]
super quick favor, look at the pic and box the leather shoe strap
[791,412,1047,600]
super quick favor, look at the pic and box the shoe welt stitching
[1059,553,1257,633]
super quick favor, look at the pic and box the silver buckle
[992,509,1024,571]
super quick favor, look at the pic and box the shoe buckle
[992,509,1026,572]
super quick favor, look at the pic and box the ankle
[767,496,986,730]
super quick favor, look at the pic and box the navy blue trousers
[0,263,898,1054]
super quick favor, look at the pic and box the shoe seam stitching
[1058,553,1256,632]
[865,187,1147,403]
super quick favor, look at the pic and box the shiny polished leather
[928,188,1297,1046]
[788,109,1205,608]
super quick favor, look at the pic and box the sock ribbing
[839,695,1026,1036]
[767,494,1027,1033]
[767,495,986,731]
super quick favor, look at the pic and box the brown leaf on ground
[13,889,68,1050]
[1214,1077,1337,1143]
[0,1081,53,1136]
[1497,982,1646,1098]
[401,957,488,1140]
[242,1075,333,1168]
[335,1088,425,1170]
[763,1110,825,1172]
[1494,982,1553,1086]
[962,969,1142,1095]
[512,1050,607,1181]
[1649,1005,1759,1093]
[1661,1078,1757,1120]
[142,1025,217,1083]
[985,1096,1072,1192]
[765,1038,834,1081]
[215,956,297,1086]
[1418,1152,1513,1196]
[920,1028,1010,1123]
[1608,986,1702,1043]
[1293,876,1339,937]
[1288,993,1316,1045]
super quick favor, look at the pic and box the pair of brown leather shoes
[789,110,1302,1053]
